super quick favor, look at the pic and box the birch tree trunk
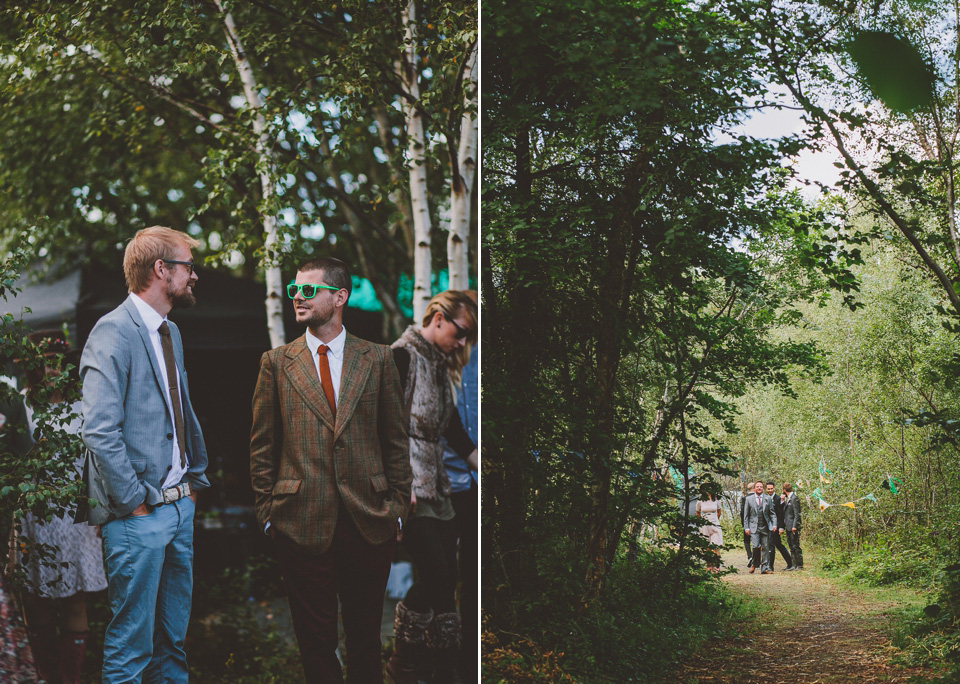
[399,0,433,322]
[216,0,286,348]
[448,40,478,291]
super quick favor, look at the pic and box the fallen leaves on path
[675,550,939,683]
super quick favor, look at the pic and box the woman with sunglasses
[387,290,478,684]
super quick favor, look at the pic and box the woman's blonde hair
[123,226,200,293]
[422,290,478,387]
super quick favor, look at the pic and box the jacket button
[166,433,173,440]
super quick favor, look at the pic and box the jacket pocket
[370,473,389,493]
[272,479,302,495]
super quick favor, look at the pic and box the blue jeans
[102,496,195,683]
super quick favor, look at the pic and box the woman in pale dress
[696,492,723,572]
[15,331,107,684]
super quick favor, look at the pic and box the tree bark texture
[216,0,286,348]
[400,0,433,322]
[448,40,477,290]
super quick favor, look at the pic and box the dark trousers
[771,530,792,570]
[402,515,458,614]
[787,529,804,568]
[743,530,752,563]
[274,513,395,684]
[451,485,477,681]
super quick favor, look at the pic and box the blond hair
[123,226,200,293]
[422,290,478,387]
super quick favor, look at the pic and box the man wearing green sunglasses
[251,257,411,684]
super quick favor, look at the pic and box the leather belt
[161,481,192,505]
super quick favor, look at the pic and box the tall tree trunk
[399,0,433,322]
[448,40,478,290]
[216,1,285,348]
[582,156,644,597]
[485,126,534,594]
[374,105,416,254]
[317,128,407,338]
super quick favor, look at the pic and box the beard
[295,299,336,328]
[166,276,197,309]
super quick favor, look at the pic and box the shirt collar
[305,326,347,359]
[129,292,167,332]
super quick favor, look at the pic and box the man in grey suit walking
[782,483,803,570]
[743,480,777,574]
[79,226,210,683]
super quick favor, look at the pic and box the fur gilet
[391,326,453,500]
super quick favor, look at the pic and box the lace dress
[697,498,724,546]
[18,401,107,599]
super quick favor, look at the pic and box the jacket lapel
[285,336,336,432]
[123,298,169,412]
[335,333,372,440]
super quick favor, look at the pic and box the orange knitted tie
[317,345,336,419]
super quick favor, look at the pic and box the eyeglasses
[287,283,341,299]
[162,259,195,274]
[443,313,469,340]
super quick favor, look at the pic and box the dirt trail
[675,549,939,683]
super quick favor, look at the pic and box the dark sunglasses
[287,283,340,299]
[444,313,469,340]
[162,259,195,275]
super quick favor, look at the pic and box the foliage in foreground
[82,553,302,683]
[482,544,760,684]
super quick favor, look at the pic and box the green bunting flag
[882,475,902,494]
[818,459,832,484]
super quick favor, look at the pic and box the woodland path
[675,548,941,683]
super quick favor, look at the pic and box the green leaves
[846,31,935,113]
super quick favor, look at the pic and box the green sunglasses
[287,283,341,299]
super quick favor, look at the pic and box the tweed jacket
[390,327,455,501]
[79,296,210,524]
[249,332,411,553]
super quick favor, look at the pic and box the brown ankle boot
[58,630,88,684]
[431,612,463,684]
[385,602,433,684]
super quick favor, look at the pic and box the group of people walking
[1,225,478,684]
[739,480,803,574]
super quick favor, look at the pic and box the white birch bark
[216,0,286,348]
[448,40,478,291]
[400,0,433,322]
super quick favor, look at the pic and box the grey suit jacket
[743,492,777,535]
[783,492,802,530]
[78,297,209,524]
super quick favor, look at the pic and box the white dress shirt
[304,326,346,406]
[129,293,188,490]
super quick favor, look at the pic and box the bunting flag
[882,475,903,494]
[818,459,832,484]
[815,484,896,511]
[812,487,823,501]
